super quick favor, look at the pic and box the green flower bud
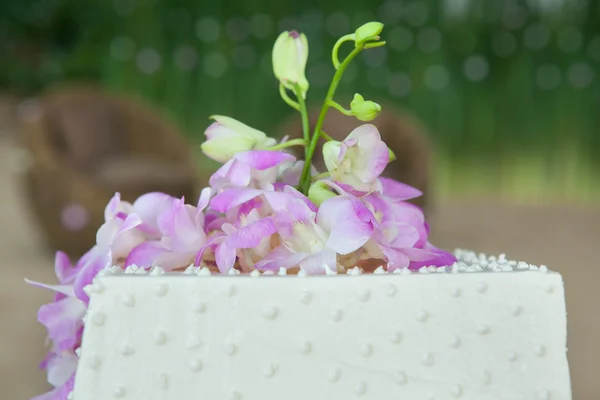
[350,93,382,121]
[355,22,384,46]
[308,181,337,206]
[272,30,310,98]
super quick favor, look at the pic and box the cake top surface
[73,255,570,400]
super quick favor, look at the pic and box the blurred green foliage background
[1,0,599,202]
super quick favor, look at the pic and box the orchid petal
[234,150,295,170]
[380,246,411,271]
[125,241,168,268]
[317,197,373,255]
[25,280,75,297]
[209,158,252,189]
[378,177,423,201]
[104,192,121,220]
[215,242,237,273]
[132,192,177,229]
[255,245,308,271]
[47,352,78,387]
[227,218,276,248]
[33,375,75,400]
[73,249,108,302]
[38,297,85,352]
[197,187,212,210]
[210,188,263,213]
[54,251,76,284]
[408,243,457,270]
[299,248,337,274]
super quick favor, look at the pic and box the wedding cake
[29,21,571,400]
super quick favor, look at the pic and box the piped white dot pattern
[86,355,101,370]
[120,345,134,356]
[395,371,407,385]
[422,352,434,366]
[189,359,203,372]
[300,291,312,304]
[226,343,237,356]
[512,305,523,316]
[482,371,492,385]
[354,381,367,395]
[154,331,167,345]
[72,259,570,400]
[262,307,278,320]
[386,284,397,297]
[328,368,341,382]
[155,284,168,297]
[300,341,312,354]
[330,309,343,322]
[360,343,372,357]
[157,373,168,390]
[450,335,461,349]
[416,310,429,322]
[477,324,491,335]
[262,363,278,378]
[113,387,126,398]
[534,345,546,357]
[452,384,463,397]
[357,289,371,302]
[193,302,207,314]
[476,282,488,293]
[121,294,135,307]
[91,313,105,326]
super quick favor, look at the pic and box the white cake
[72,251,571,400]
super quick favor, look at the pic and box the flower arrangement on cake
[28,22,457,399]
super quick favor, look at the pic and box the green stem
[294,83,310,159]
[328,100,353,116]
[332,34,356,69]
[279,83,300,111]
[320,130,335,142]
[299,46,364,194]
[268,138,306,150]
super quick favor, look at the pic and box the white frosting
[73,257,571,400]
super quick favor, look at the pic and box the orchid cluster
[30,21,455,399]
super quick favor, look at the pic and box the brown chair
[277,103,432,211]
[18,85,199,257]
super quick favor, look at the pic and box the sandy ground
[0,135,598,399]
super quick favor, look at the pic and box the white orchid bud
[272,30,309,98]
[201,116,277,163]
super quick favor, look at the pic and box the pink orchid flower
[26,252,86,352]
[256,195,373,274]
[322,124,389,191]
[45,350,78,388]
[209,150,295,192]
[126,189,211,270]
[211,184,317,215]
[132,192,178,236]
[362,196,455,270]
[195,207,277,273]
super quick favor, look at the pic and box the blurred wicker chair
[19,85,198,257]
[278,103,432,211]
